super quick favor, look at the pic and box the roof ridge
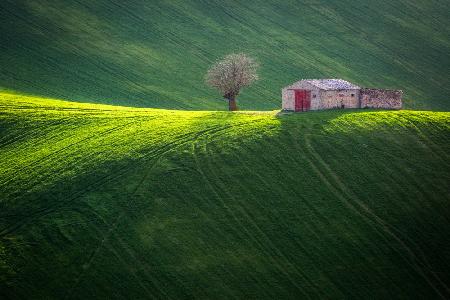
[300,78,360,90]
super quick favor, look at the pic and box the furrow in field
[301,133,450,298]
[0,118,147,188]
[190,122,317,296]
[63,122,246,298]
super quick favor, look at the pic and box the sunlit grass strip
[322,110,450,133]
[0,93,281,203]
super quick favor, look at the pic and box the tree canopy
[205,53,259,111]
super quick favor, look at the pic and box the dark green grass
[1,92,450,299]
[1,0,449,110]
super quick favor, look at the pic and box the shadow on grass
[1,108,450,299]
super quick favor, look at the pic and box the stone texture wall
[360,88,402,109]
[282,81,320,111]
[318,89,360,110]
[282,81,403,111]
[281,88,295,111]
[282,84,360,111]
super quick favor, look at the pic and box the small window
[312,94,317,98]
[351,93,355,97]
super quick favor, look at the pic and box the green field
[1,0,450,298]
[1,0,450,110]
[1,92,450,298]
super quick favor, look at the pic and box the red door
[304,90,311,111]
[295,90,311,112]
[295,90,304,112]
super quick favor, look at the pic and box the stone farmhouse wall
[282,81,402,111]
[318,89,360,110]
[282,81,360,111]
[282,81,321,111]
[360,88,402,109]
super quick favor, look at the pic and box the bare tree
[205,53,259,111]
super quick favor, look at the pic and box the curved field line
[63,123,243,299]
[0,125,219,237]
[0,117,153,188]
[189,121,314,297]
[396,114,450,160]
[300,132,450,298]
[219,147,327,294]
[0,125,206,236]
[207,127,334,296]
[0,119,70,149]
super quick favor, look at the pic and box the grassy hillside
[1,92,450,298]
[1,0,449,110]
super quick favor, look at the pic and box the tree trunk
[228,97,238,111]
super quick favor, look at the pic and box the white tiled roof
[303,79,360,90]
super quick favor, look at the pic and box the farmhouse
[281,79,402,112]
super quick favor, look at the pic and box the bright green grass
[1,0,449,110]
[1,92,450,299]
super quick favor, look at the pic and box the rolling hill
[1,0,450,110]
[1,92,450,298]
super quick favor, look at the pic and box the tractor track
[189,120,318,297]
[296,130,450,298]
[63,122,248,299]
[65,119,274,298]
[0,116,154,188]
[0,124,220,238]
